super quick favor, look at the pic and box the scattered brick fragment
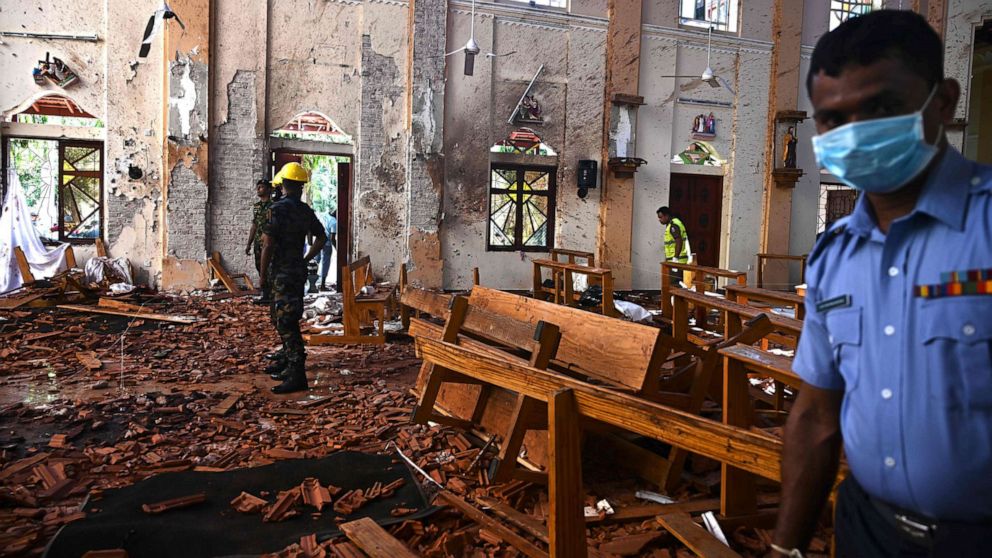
[231,491,268,513]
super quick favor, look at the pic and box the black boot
[264,350,285,361]
[271,369,308,394]
[264,360,286,376]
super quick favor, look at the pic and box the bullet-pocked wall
[1,0,167,286]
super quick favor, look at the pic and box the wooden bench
[550,248,594,267]
[409,285,773,492]
[412,332,787,557]
[756,253,807,290]
[671,288,802,349]
[725,285,804,321]
[661,261,748,323]
[207,251,255,293]
[307,256,394,345]
[532,259,616,317]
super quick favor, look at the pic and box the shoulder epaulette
[808,221,848,265]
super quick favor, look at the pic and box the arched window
[488,129,557,252]
[271,111,353,144]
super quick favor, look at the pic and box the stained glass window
[829,1,877,31]
[488,165,555,251]
[680,0,739,33]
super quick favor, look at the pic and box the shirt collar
[845,146,972,236]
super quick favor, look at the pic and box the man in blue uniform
[771,11,991,558]
[259,162,327,394]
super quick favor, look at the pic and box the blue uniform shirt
[794,147,992,521]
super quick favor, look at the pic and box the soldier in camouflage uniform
[245,180,272,301]
[259,162,327,394]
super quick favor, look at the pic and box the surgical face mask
[812,86,941,194]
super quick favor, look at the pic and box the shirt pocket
[922,299,992,410]
[825,306,862,391]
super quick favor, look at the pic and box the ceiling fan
[445,0,515,76]
[661,26,736,95]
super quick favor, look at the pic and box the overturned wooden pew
[412,332,786,556]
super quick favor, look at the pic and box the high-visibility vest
[664,217,689,261]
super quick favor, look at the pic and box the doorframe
[668,171,727,270]
[269,147,354,284]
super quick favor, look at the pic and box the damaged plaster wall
[354,2,411,284]
[208,0,269,277]
[406,0,448,288]
[0,3,106,119]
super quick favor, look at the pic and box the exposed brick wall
[166,164,208,260]
[209,70,266,276]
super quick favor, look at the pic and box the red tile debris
[263,487,301,523]
[230,491,268,513]
[300,478,332,512]
[141,493,207,514]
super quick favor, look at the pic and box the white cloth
[614,300,652,323]
[0,170,70,294]
[85,257,133,285]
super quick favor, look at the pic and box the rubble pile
[0,297,817,557]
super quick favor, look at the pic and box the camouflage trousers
[269,272,306,371]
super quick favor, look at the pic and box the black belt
[868,496,939,545]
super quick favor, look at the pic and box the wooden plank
[64,246,77,269]
[672,288,802,337]
[13,247,35,284]
[210,394,241,416]
[468,287,659,391]
[656,512,741,558]
[339,517,418,558]
[98,298,146,313]
[208,252,242,293]
[477,496,550,544]
[437,491,548,558]
[95,238,108,258]
[57,304,197,324]
[400,286,452,320]
[415,337,783,481]
[548,388,587,558]
[719,345,801,387]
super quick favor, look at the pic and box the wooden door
[336,161,352,277]
[668,174,723,268]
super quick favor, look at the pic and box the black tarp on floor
[45,451,436,558]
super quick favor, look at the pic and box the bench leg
[492,395,547,483]
[411,366,476,430]
[548,388,587,558]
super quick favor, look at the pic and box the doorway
[668,173,723,268]
[270,150,352,289]
[965,20,992,164]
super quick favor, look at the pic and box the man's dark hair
[807,10,943,96]
[657,206,671,216]
[256,179,270,188]
[282,179,304,191]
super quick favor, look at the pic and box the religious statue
[705,112,716,135]
[693,114,704,134]
[521,95,543,122]
[783,126,798,168]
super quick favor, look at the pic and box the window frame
[486,163,557,253]
[497,0,568,11]
[1,136,104,245]
[678,0,740,34]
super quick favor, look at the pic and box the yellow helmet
[271,172,283,187]
[277,161,309,183]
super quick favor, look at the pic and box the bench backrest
[550,248,594,267]
[671,287,802,345]
[468,286,661,391]
[725,285,805,321]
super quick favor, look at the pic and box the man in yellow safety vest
[658,206,689,286]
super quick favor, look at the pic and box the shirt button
[881,388,893,400]
[963,324,976,336]
[829,335,835,344]
[888,266,900,277]
[972,176,982,186]
[884,457,896,468]
[884,325,896,336]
